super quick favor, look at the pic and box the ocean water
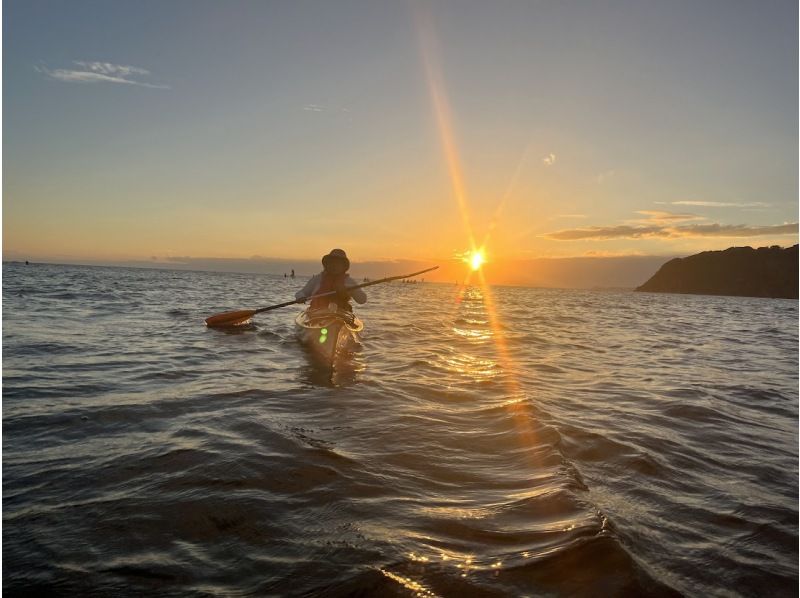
[3,262,797,597]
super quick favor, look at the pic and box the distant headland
[636,245,798,299]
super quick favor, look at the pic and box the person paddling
[295,249,366,312]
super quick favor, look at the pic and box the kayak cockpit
[295,307,363,366]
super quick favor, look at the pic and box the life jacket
[309,271,350,311]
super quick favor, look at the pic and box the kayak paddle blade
[205,309,257,327]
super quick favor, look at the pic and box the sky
[3,0,798,284]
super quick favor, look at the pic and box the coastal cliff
[636,245,798,299]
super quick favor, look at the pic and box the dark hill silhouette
[636,245,798,299]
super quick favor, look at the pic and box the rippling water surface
[3,263,798,596]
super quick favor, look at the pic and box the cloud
[36,61,169,89]
[583,249,648,257]
[552,214,587,219]
[596,170,615,183]
[75,61,150,77]
[635,210,700,223]
[544,222,799,241]
[546,225,667,240]
[301,103,353,122]
[671,200,771,208]
[673,223,798,237]
[543,152,556,166]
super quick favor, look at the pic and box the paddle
[205,266,439,327]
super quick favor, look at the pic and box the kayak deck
[295,308,363,365]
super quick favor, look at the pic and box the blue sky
[3,0,798,276]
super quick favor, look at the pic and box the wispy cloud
[542,152,556,167]
[544,222,798,241]
[75,61,150,77]
[671,200,771,208]
[300,103,353,122]
[546,225,665,240]
[634,210,701,224]
[595,170,615,183]
[671,223,798,237]
[583,249,648,257]
[552,214,587,219]
[36,61,169,89]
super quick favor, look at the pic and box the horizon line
[0,259,648,291]
[6,242,798,270]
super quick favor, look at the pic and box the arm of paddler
[345,276,367,304]
[295,274,320,303]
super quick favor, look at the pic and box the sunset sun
[468,249,485,271]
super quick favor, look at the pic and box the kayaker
[295,249,366,312]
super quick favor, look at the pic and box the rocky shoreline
[636,245,798,299]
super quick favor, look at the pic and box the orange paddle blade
[205,309,257,327]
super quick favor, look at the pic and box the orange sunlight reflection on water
[414,5,548,579]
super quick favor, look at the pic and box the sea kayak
[295,307,363,365]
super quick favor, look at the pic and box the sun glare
[469,250,485,271]
[417,5,539,475]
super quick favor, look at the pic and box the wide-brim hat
[322,248,350,270]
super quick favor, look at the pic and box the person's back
[295,249,366,311]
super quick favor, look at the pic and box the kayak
[295,307,363,365]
